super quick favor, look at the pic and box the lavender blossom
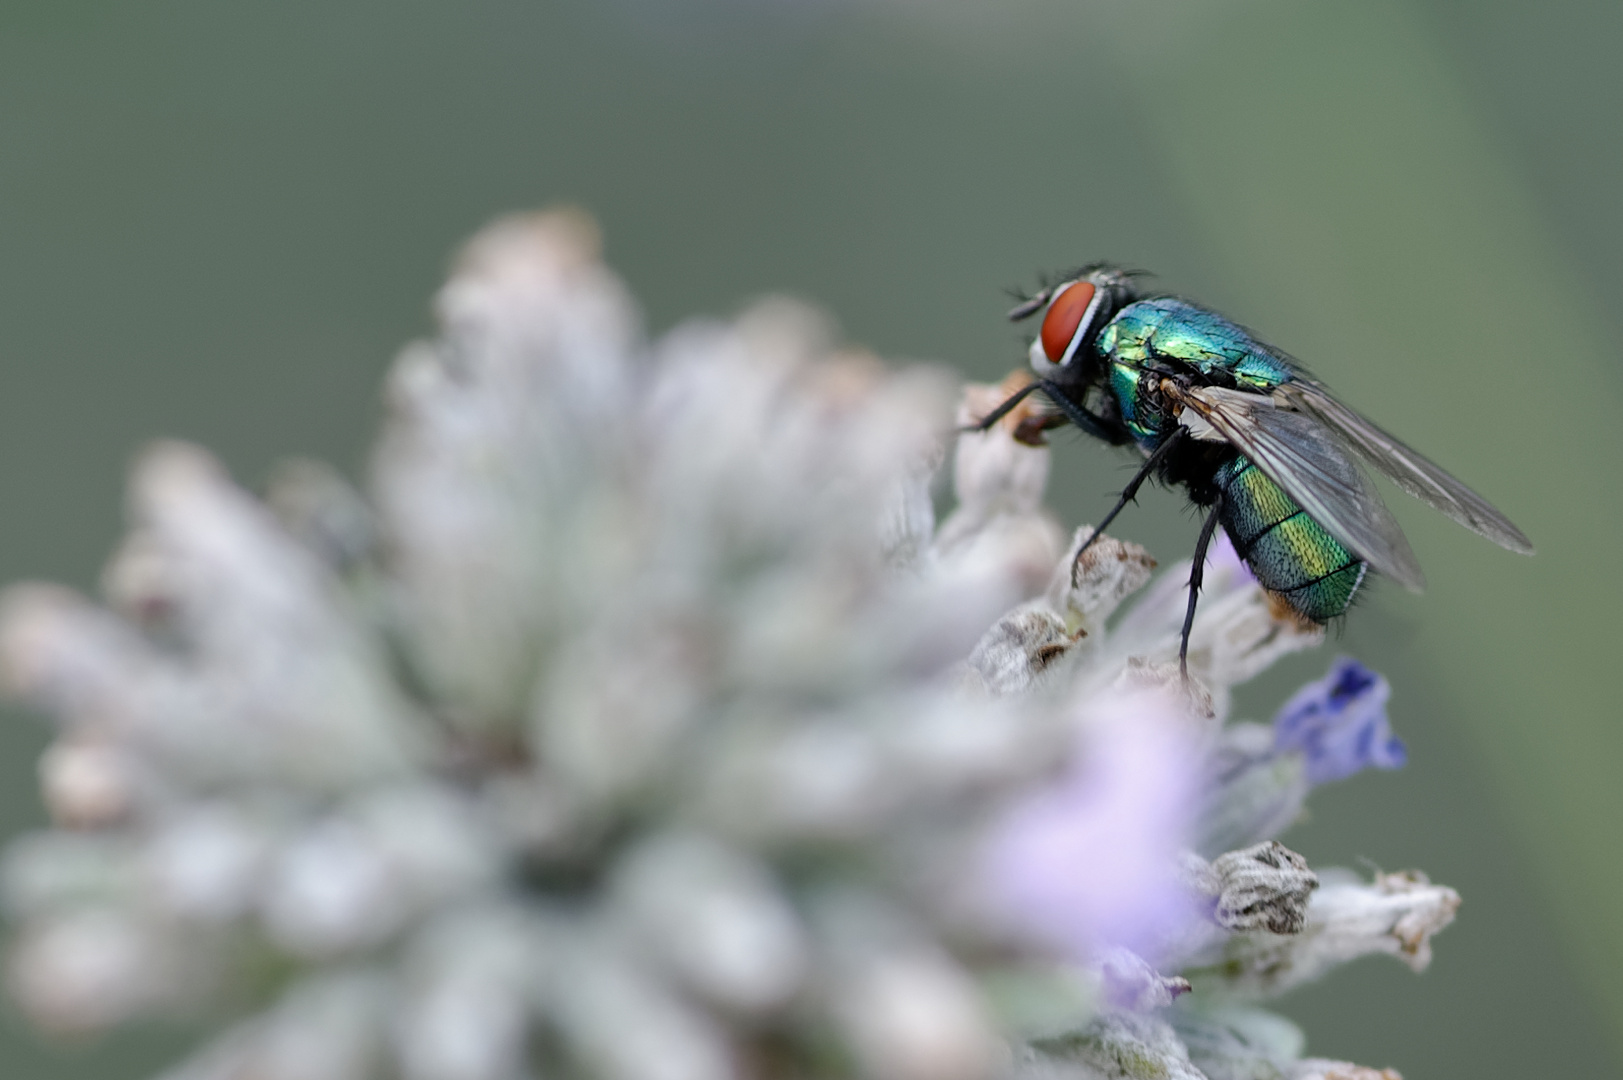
[0,210,1456,1080]
[982,682,1204,963]
[1274,657,1406,785]
[1194,656,1407,859]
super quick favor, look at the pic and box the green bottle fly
[977,266,1533,670]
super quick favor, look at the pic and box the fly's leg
[1072,427,1187,564]
[961,379,1127,446]
[1180,497,1225,680]
[1032,379,1132,445]
[961,380,1042,433]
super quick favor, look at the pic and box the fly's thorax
[1216,456,1367,623]
[1098,297,1294,392]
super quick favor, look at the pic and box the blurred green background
[0,0,1618,1076]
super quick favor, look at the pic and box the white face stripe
[1027,281,1074,378]
[1058,281,1105,367]
[1029,336,1058,378]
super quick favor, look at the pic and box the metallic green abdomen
[1216,456,1366,623]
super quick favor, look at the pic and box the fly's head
[1011,265,1139,386]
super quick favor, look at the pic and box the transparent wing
[1170,384,1427,590]
[1276,379,1534,555]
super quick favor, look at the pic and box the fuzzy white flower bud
[1208,869,1461,997]
[612,830,807,1014]
[9,910,193,1032]
[1017,1011,1205,1080]
[817,891,1001,1080]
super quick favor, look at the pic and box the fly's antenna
[1006,266,1075,321]
[1006,286,1052,321]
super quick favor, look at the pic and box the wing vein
[1276,380,1534,554]
[1170,383,1427,590]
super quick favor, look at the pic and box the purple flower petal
[982,686,1202,962]
[1272,657,1406,785]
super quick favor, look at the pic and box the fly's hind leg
[1180,497,1225,680]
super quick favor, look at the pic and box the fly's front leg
[1032,379,1132,446]
[961,380,1042,433]
[960,379,1125,446]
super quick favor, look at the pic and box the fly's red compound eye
[1038,280,1098,364]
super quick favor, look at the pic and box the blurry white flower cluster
[0,211,1458,1080]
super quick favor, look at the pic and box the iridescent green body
[997,265,1528,643]
[1093,297,1367,621]
[1098,297,1295,446]
[1214,457,1366,621]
